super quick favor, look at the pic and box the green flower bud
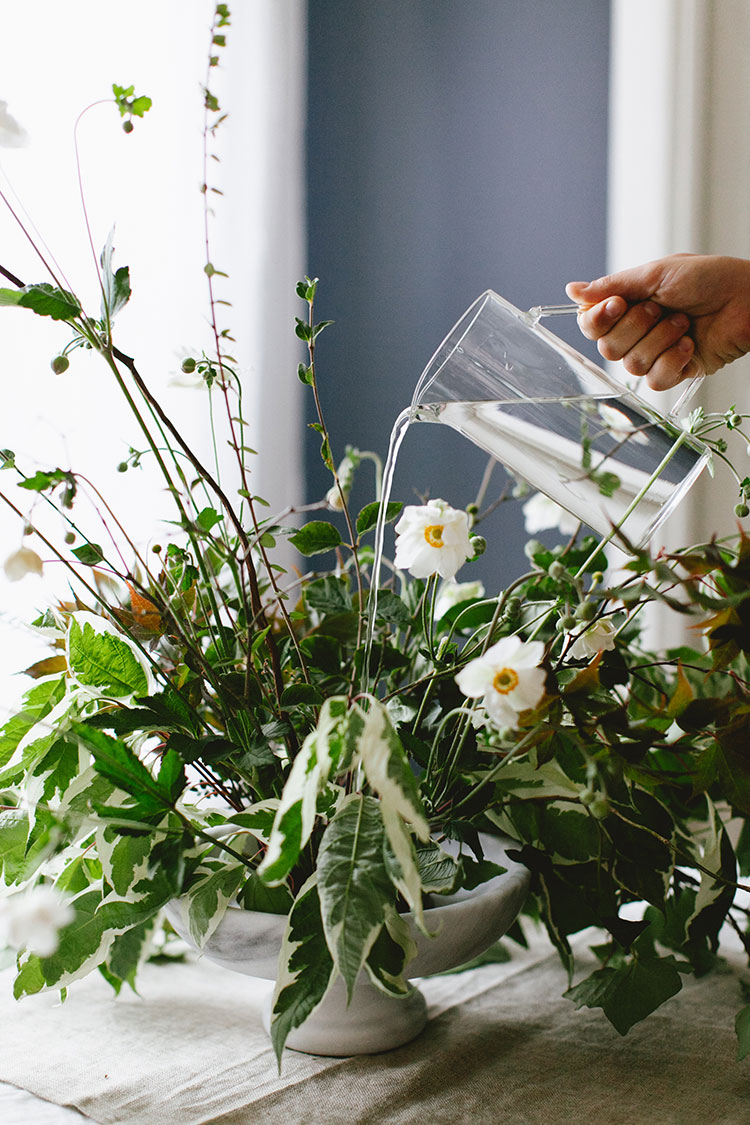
[575,600,596,621]
[557,613,577,631]
[504,597,522,620]
[589,796,609,820]
[50,355,69,375]
[548,560,566,580]
[735,503,749,519]
[152,543,162,554]
[524,539,544,561]
[469,534,487,559]
[590,571,604,588]
[122,119,134,134]
[64,531,76,545]
[117,462,128,473]
[181,357,197,374]
[578,786,595,806]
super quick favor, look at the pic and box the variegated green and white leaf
[182,862,246,948]
[317,793,394,999]
[259,696,349,884]
[381,802,431,934]
[364,903,417,997]
[67,612,154,700]
[686,799,736,948]
[269,873,335,1065]
[414,838,461,895]
[349,697,429,842]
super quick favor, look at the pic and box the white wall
[0,0,305,711]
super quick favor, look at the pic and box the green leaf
[106,917,156,991]
[0,288,22,306]
[317,793,394,998]
[289,521,343,556]
[68,616,148,698]
[72,542,104,566]
[0,809,29,884]
[364,905,415,997]
[356,501,403,536]
[237,872,293,914]
[17,283,81,321]
[565,953,685,1035]
[280,683,324,707]
[195,506,223,532]
[270,874,334,1065]
[72,723,171,813]
[157,748,187,804]
[372,588,412,628]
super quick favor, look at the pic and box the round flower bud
[122,119,134,134]
[117,462,128,473]
[557,613,577,632]
[735,503,749,519]
[575,600,596,621]
[181,357,197,374]
[50,355,69,375]
[578,786,595,807]
[469,534,486,559]
[64,531,76,545]
[523,539,544,561]
[590,571,604,587]
[548,560,565,580]
[504,597,522,620]
[730,412,743,428]
[152,543,162,554]
[589,796,609,820]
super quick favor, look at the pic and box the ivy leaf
[270,874,334,1066]
[356,500,403,536]
[565,953,686,1035]
[317,793,394,999]
[289,520,343,556]
[17,283,81,321]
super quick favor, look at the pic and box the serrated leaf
[73,723,170,813]
[68,615,148,698]
[288,521,343,556]
[269,874,334,1065]
[414,839,461,894]
[317,793,393,998]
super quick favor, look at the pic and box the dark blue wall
[306,0,610,583]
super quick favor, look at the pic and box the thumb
[565,265,661,306]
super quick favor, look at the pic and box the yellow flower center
[492,667,519,695]
[424,523,445,548]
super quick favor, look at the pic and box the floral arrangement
[2,6,750,1066]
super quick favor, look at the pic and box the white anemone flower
[435,579,485,619]
[455,635,546,728]
[568,618,617,660]
[393,499,473,580]
[522,493,579,537]
[3,546,44,581]
[0,101,27,148]
[1,885,74,957]
[598,403,649,445]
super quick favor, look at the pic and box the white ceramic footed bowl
[165,834,530,1056]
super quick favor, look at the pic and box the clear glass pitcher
[410,290,709,547]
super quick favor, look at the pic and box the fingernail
[677,336,693,353]
[605,298,621,317]
[670,313,689,329]
[643,301,660,319]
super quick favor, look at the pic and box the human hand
[566,253,750,390]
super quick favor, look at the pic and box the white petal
[455,658,493,698]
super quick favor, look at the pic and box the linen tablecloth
[1,927,748,1124]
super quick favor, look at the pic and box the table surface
[2,925,749,1125]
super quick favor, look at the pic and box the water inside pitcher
[409,290,709,547]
